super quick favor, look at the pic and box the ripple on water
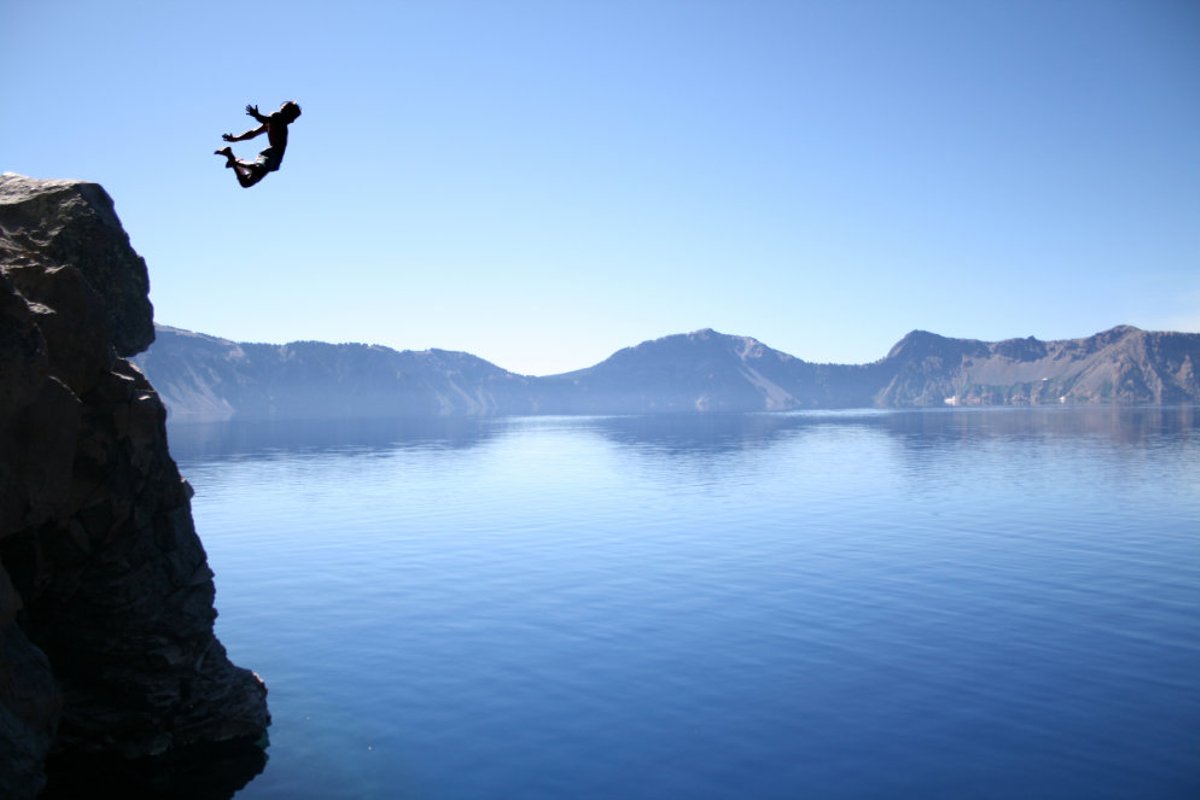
[166,409,1200,800]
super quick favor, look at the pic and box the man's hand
[222,133,236,142]
[245,104,260,119]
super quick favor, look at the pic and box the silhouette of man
[215,101,302,188]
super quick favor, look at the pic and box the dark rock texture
[0,174,268,799]
[0,174,154,357]
[138,324,1200,422]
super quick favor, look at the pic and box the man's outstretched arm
[222,123,268,142]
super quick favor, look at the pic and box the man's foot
[214,146,233,162]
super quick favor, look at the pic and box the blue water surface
[168,407,1200,799]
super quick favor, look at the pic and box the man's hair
[281,101,302,121]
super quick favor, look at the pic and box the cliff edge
[0,174,269,798]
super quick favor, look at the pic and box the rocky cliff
[0,174,269,798]
[138,325,1200,421]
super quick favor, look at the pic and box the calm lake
[166,407,1199,799]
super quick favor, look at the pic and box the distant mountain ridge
[876,325,1199,407]
[136,326,538,420]
[134,325,1200,421]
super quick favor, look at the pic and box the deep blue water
[168,407,1200,799]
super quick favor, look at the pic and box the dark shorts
[255,147,283,172]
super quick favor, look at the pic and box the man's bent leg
[233,161,267,188]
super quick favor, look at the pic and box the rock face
[0,175,154,357]
[0,174,269,799]
[138,324,1200,421]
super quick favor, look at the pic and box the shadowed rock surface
[0,174,153,357]
[138,325,1200,422]
[0,174,269,799]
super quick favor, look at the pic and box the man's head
[279,101,302,122]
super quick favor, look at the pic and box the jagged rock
[0,174,268,798]
[0,562,61,800]
[0,173,153,357]
[0,272,48,420]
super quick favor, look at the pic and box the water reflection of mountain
[584,412,883,455]
[585,406,1197,456]
[167,406,1196,464]
[166,416,498,462]
[881,405,1196,448]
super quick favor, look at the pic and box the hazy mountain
[877,326,1200,406]
[535,329,883,413]
[136,326,540,421]
[135,324,1200,422]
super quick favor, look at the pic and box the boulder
[0,173,154,357]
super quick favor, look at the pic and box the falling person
[214,101,302,188]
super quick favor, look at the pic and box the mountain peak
[886,330,987,361]
[137,323,1200,420]
[1089,325,1144,344]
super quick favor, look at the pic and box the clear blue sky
[3,0,1197,375]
